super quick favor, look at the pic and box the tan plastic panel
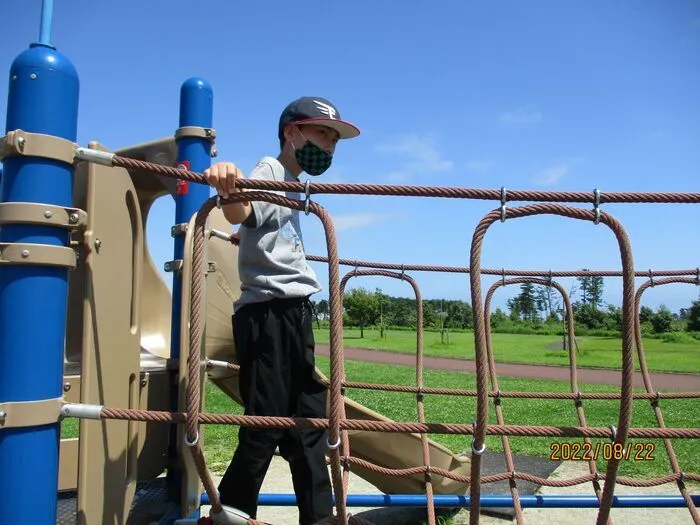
[72,141,143,524]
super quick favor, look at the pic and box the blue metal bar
[0,42,79,525]
[39,0,54,47]
[165,77,213,519]
[201,493,700,509]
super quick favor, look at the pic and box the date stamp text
[550,442,656,461]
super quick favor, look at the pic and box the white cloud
[332,212,388,231]
[500,106,543,125]
[535,164,570,185]
[467,160,492,171]
[375,133,453,176]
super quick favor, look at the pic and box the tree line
[310,274,700,337]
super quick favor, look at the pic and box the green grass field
[312,327,700,373]
[196,357,699,480]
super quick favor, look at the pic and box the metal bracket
[0,397,64,428]
[208,261,217,273]
[174,126,216,142]
[0,202,87,230]
[0,129,76,164]
[171,223,189,237]
[164,259,184,273]
[0,242,77,269]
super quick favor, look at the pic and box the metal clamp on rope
[74,147,115,167]
[327,436,342,450]
[174,126,216,142]
[353,260,359,277]
[608,424,617,442]
[304,180,312,215]
[501,268,506,286]
[471,421,487,455]
[400,264,405,281]
[547,270,553,286]
[695,267,699,285]
[592,189,601,225]
[0,129,76,165]
[500,186,507,222]
[648,269,655,287]
[184,430,200,448]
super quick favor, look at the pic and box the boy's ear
[283,124,296,143]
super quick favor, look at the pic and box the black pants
[218,296,333,524]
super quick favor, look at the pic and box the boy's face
[290,124,340,154]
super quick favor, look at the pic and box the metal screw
[0,411,6,424]
[44,210,53,219]
[63,383,71,392]
[30,73,37,79]
[69,213,79,224]
[140,379,147,387]
[94,239,102,250]
[21,249,30,258]
[17,137,25,149]
[11,75,17,81]
[164,262,171,272]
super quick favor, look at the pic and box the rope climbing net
[73,151,700,524]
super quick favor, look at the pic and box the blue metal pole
[201,493,700,509]
[166,77,213,518]
[39,0,55,46]
[0,41,79,525]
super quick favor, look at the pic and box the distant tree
[577,272,604,310]
[686,300,700,332]
[490,308,508,330]
[651,305,674,334]
[376,288,388,339]
[343,287,379,338]
[639,306,654,324]
[317,299,329,321]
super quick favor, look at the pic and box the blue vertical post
[166,78,213,515]
[0,32,79,525]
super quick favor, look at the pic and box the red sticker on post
[176,161,190,195]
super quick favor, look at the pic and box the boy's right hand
[204,162,244,199]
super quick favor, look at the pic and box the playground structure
[1,3,700,525]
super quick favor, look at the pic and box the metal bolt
[140,379,147,387]
[69,213,79,224]
[30,73,37,79]
[21,249,30,258]
[63,382,71,392]
[44,210,53,219]
[164,262,171,271]
[94,239,102,249]
[0,411,6,424]
[11,75,17,81]
[17,137,25,149]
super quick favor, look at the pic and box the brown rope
[484,277,607,518]
[94,154,700,523]
[100,406,700,438]
[467,204,638,525]
[306,254,700,279]
[634,277,700,524]
[339,268,437,525]
[110,155,700,204]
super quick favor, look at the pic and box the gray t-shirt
[234,156,322,311]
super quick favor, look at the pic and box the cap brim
[293,117,360,139]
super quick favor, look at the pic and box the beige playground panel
[59,136,470,522]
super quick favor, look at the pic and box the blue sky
[2,1,699,314]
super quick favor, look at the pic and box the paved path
[315,345,700,390]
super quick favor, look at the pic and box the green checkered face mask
[293,132,333,176]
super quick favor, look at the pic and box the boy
[204,97,360,524]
